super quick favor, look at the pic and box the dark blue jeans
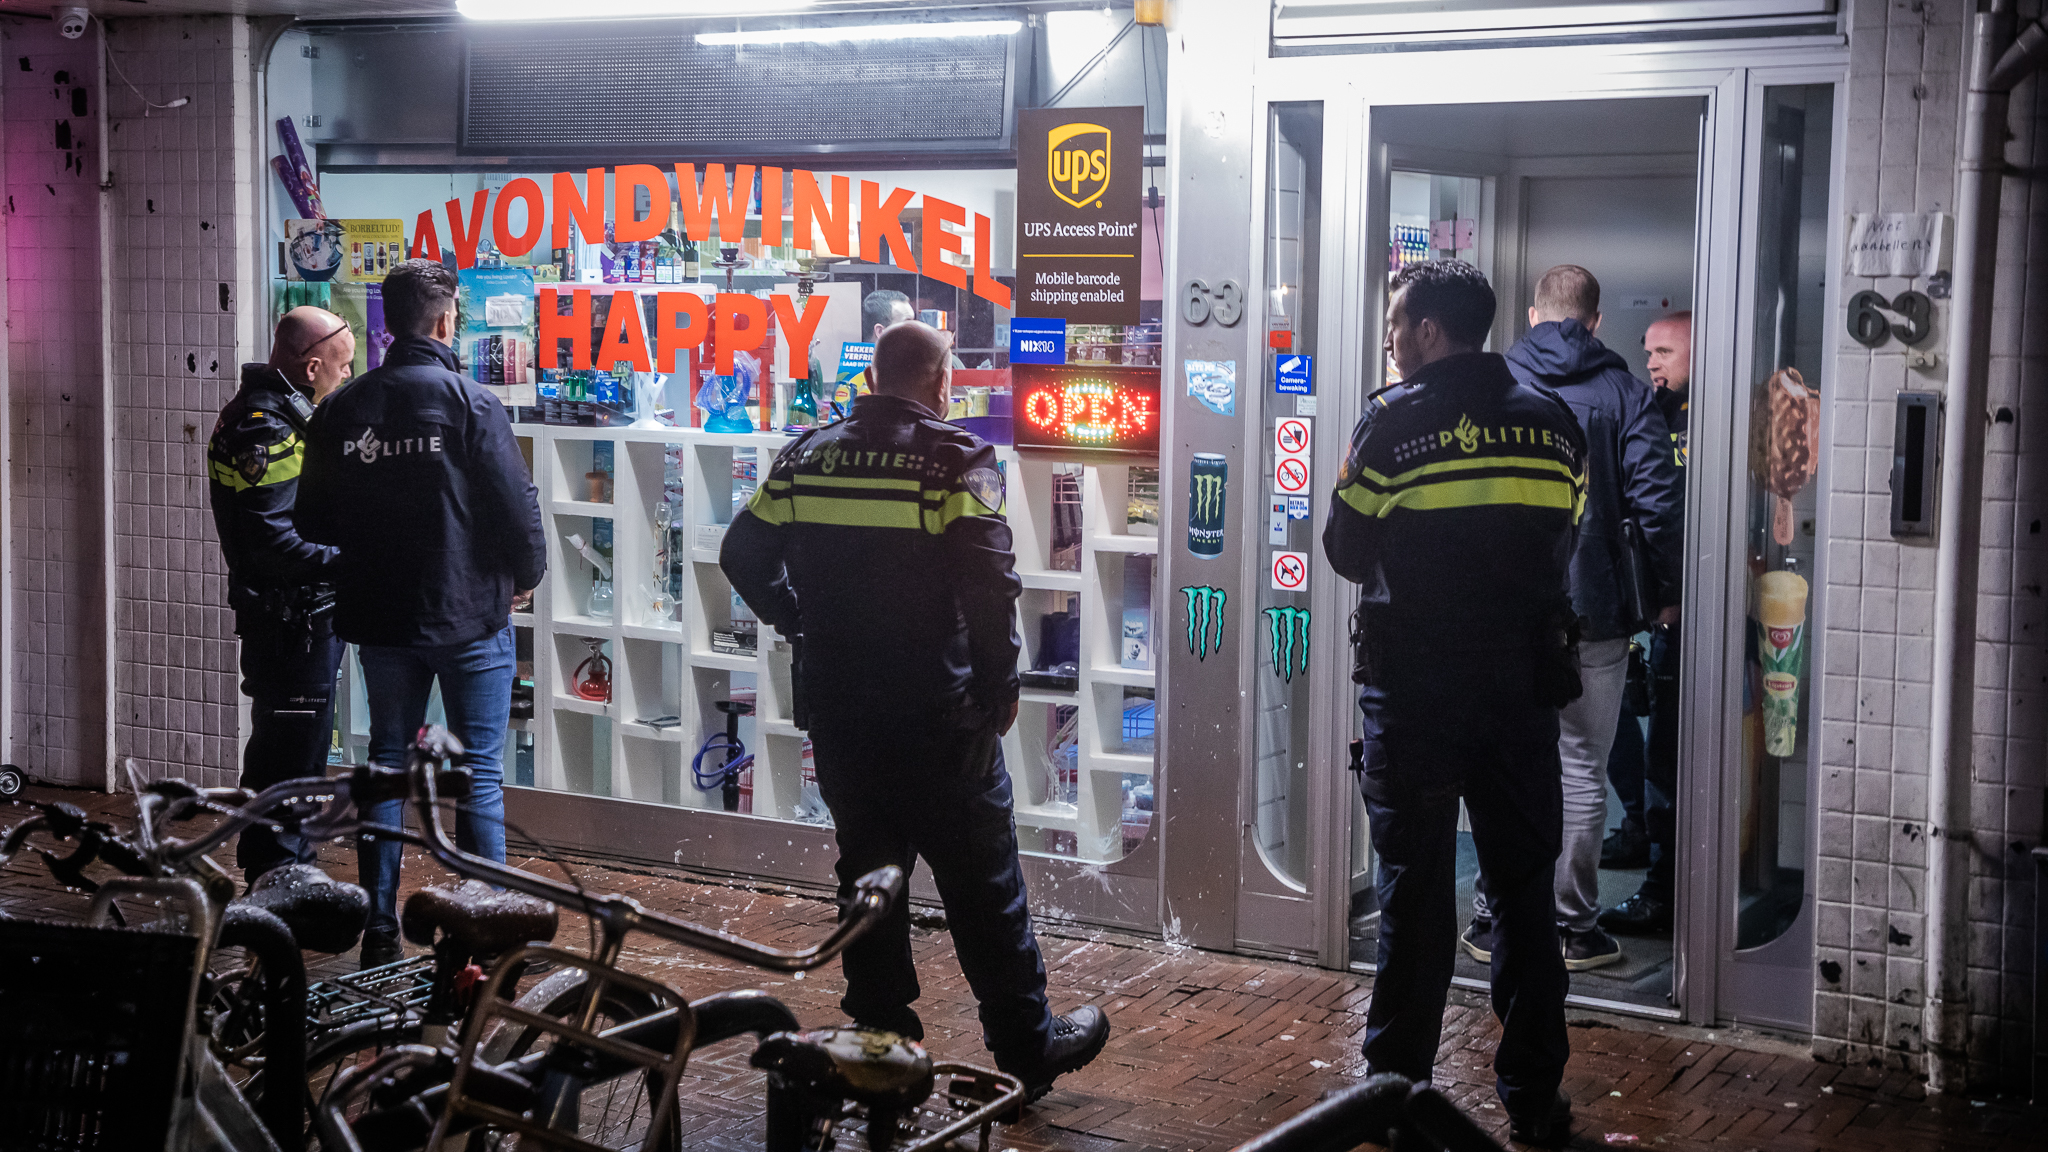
[1639,624,1680,902]
[356,626,515,942]
[235,612,344,879]
[808,715,1053,1061]
[1359,649,1569,1118]
[1609,705,1647,832]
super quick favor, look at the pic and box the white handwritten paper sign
[1847,213,1950,277]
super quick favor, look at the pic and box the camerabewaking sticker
[1180,586,1227,660]
[1263,606,1310,682]
[1188,453,1227,558]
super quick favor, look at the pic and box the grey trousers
[1474,637,1630,934]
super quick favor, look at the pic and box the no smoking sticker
[1275,416,1312,458]
[1271,550,1309,592]
[1274,456,1311,494]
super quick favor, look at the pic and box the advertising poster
[1016,106,1143,326]
[286,219,406,283]
[458,267,538,405]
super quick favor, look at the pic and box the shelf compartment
[616,731,683,806]
[552,499,616,516]
[549,709,611,798]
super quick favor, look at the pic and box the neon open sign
[1012,364,1161,455]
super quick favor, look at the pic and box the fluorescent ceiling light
[457,0,816,19]
[696,20,1024,46]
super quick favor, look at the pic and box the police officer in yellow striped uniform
[721,320,1110,1103]
[207,306,354,881]
[1322,260,1586,1147]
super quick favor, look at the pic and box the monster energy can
[1188,453,1228,558]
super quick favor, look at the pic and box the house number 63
[1847,289,1934,348]
[1182,278,1245,327]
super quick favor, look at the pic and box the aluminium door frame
[1239,35,1847,1025]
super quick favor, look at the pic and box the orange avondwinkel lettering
[552,169,607,249]
[491,177,545,258]
[612,164,670,244]
[677,163,755,245]
[793,170,849,257]
[859,180,917,272]
[445,188,489,270]
[921,195,967,291]
[409,208,442,262]
[973,213,1012,309]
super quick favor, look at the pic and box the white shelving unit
[458,422,1156,862]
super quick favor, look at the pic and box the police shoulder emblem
[963,467,1004,513]
[235,445,268,483]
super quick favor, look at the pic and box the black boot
[996,1006,1111,1104]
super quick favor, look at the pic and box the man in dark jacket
[209,307,354,881]
[298,259,546,969]
[1324,259,1584,1146]
[720,320,1110,1103]
[1602,310,1693,934]
[1461,266,1682,975]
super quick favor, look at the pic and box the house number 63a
[1182,278,1245,327]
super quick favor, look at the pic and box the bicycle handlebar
[400,744,898,972]
[33,728,903,974]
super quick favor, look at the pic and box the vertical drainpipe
[1924,4,2048,1095]
[95,17,116,791]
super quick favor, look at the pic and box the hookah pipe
[693,699,756,812]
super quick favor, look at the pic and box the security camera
[56,7,89,40]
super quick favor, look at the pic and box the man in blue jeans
[298,259,547,970]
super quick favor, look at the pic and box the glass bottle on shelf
[588,574,614,622]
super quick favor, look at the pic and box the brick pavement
[2,783,2041,1152]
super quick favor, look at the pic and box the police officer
[1323,260,1585,1146]
[208,306,354,882]
[721,320,1110,1103]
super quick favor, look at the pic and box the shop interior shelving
[497,421,1157,862]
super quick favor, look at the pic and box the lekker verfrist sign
[403,164,1014,377]
[1016,107,1144,327]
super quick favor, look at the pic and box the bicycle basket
[0,918,201,1151]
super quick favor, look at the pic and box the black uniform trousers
[807,713,1054,1061]
[235,611,344,879]
[1639,623,1681,903]
[1358,646,1569,1119]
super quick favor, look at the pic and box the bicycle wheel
[463,972,683,1152]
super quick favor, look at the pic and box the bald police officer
[721,320,1109,1103]
[209,307,355,881]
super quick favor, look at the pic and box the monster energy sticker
[1188,453,1228,558]
[1180,585,1227,660]
[1263,607,1311,682]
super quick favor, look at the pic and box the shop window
[1736,83,1834,950]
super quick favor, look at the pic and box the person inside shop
[297,259,548,971]
[720,318,1111,1103]
[1460,266,1683,975]
[1324,258,1583,1146]
[208,306,355,883]
[1599,309,1693,936]
[832,290,967,394]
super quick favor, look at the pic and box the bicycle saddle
[400,879,559,958]
[235,863,370,955]
[750,1028,935,1109]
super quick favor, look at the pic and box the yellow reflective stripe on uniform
[788,493,923,529]
[1350,452,1578,492]
[921,488,1001,533]
[746,482,794,525]
[1339,472,1580,518]
[791,474,921,492]
[206,437,305,491]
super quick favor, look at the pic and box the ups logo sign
[1047,121,1112,208]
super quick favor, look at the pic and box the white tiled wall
[1816,0,2047,1089]
[5,19,107,787]
[102,15,252,789]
